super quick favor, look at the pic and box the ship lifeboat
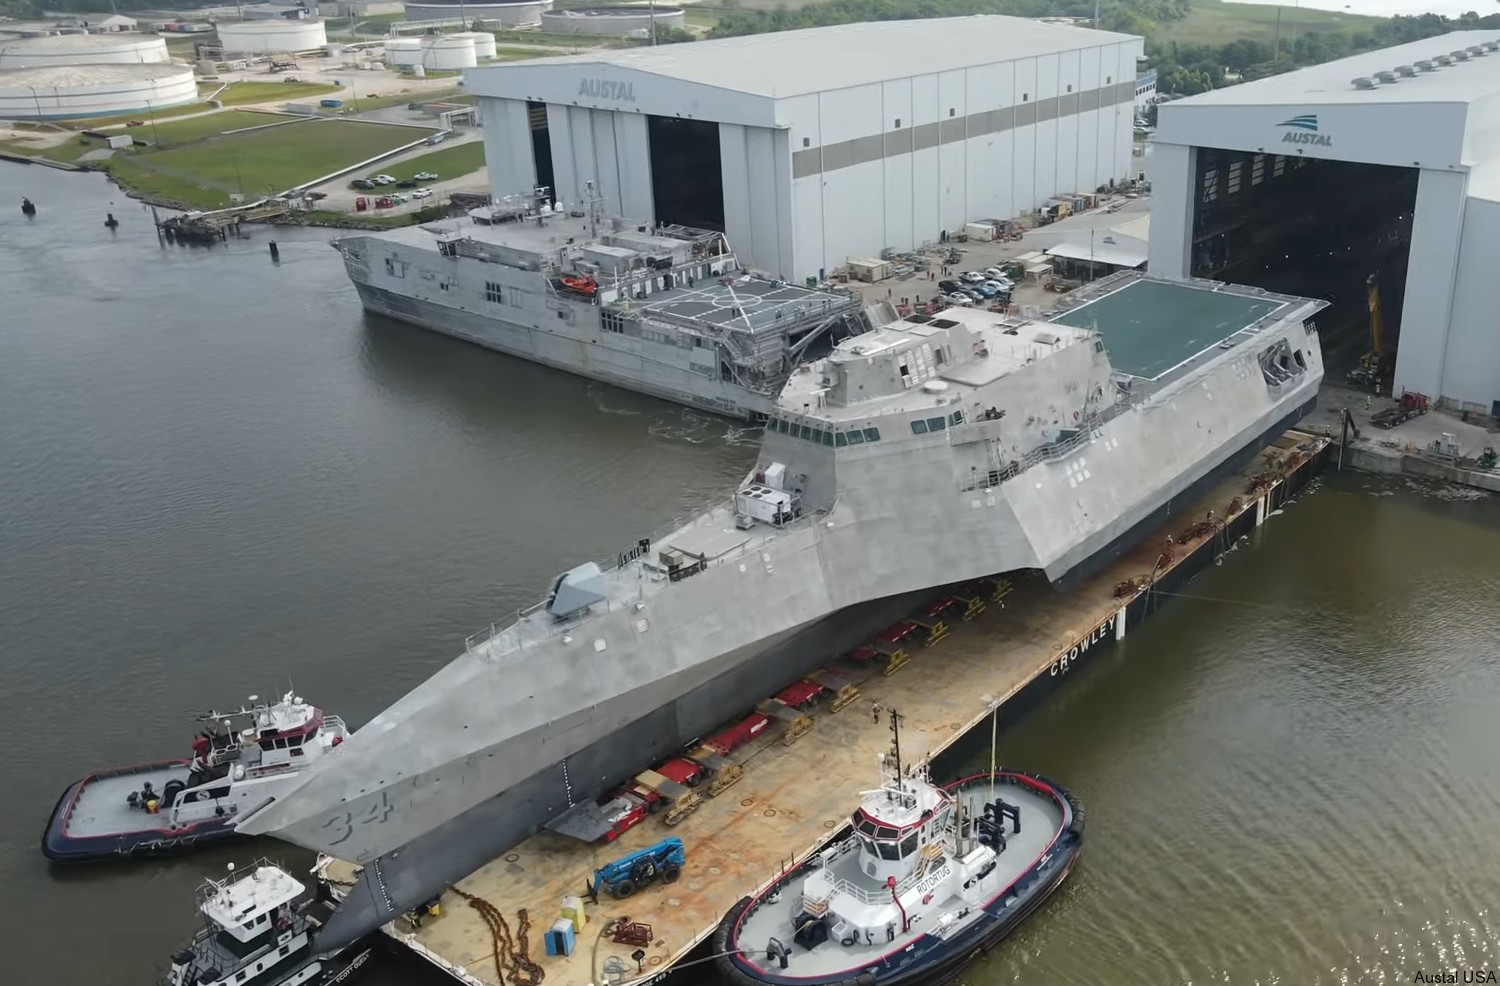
[712,763,1084,986]
[561,274,599,296]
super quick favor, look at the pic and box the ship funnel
[545,562,608,619]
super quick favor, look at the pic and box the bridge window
[811,428,826,444]
[950,410,964,426]
[911,419,928,435]
[900,832,919,857]
[926,416,946,432]
[834,432,847,447]
[846,430,865,445]
[863,427,881,442]
[822,431,834,447]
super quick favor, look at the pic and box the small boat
[21,196,36,217]
[163,859,374,986]
[714,713,1084,986]
[42,692,350,862]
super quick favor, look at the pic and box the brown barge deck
[323,431,1328,986]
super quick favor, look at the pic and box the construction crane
[1347,273,1392,392]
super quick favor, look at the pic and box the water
[5,163,1500,986]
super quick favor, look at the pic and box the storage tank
[456,31,496,59]
[403,0,551,27]
[419,34,475,70]
[217,18,329,54]
[540,5,684,35]
[0,63,197,120]
[383,37,420,67]
[0,32,170,68]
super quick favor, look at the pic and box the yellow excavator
[1347,273,1392,392]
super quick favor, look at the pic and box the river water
[4,163,1499,986]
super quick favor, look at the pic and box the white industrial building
[1149,31,1500,415]
[0,32,170,69]
[217,18,328,53]
[0,63,197,119]
[467,17,1144,281]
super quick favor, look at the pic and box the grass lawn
[0,134,102,164]
[138,110,297,147]
[376,140,486,183]
[209,81,344,106]
[110,119,431,209]
[1154,1,1380,46]
[336,89,459,113]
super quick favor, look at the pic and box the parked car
[983,279,1011,294]
[972,283,998,298]
[411,187,434,199]
[304,191,327,201]
[962,287,986,301]
[372,174,396,185]
[946,293,975,306]
[938,279,963,294]
[984,267,1012,280]
[960,270,986,283]
[396,179,418,189]
[414,171,438,181]
[350,179,375,190]
[425,134,445,146]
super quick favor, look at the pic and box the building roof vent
[1352,77,1377,90]
[1416,59,1436,71]
[1374,70,1397,83]
[1435,54,1453,65]
[1395,64,1416,77]
[1452,49,1470,60]
[1484,41,1500,52]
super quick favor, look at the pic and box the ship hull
[312,393,1324,950]
[351,283,771,421]
[41,760,242,862]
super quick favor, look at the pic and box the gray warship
[240,271,1326,952]
[333,189,870,421]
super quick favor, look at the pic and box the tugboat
[714,710,1084,986]
[21,196,36,217]
[163,859,374,986]
[42,692,350,862]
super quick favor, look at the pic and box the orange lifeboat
[561,274,598,296]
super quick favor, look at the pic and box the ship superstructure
[242,272,1325,951]
[333,190,869,421]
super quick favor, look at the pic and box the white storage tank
[419,34,475,70]
[403,0,551,27]
[217,18,329,54]
[0,32,170,68]
[383,37,420,67]
[0,63,197,120]
[539,5,685,36]
[456,31,496,59]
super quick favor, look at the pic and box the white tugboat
[162,859,373,986]
[714,710,1084,986]
[43,692,350,862]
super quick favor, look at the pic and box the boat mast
[887,708,909,807]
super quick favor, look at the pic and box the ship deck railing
[463,496,840,660]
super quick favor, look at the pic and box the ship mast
[886,708,911,808]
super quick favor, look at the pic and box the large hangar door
[647,116,725,231]
[1188,147,1416,380]
[527,100,555,198]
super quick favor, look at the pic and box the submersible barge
[321,428,1331,986]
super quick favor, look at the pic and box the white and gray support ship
[240,271,1326,953]
[333,192,871,421]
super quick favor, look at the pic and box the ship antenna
[887,708,906,805]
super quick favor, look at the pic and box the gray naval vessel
[239,271,1326,952]
[333,189,870,421]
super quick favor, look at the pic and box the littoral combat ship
[240,271,1325,953]
[333,189,870,421]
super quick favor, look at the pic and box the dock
[324,430,1331,986]
[157,202,287,244]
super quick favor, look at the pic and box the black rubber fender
[1065,791,1087,838]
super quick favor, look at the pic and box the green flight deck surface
[1051,279,1288,380]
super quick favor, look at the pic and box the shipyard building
[466,17,1145,281]
[1149,31,1500,415]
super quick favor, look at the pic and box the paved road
[303,129,487,214]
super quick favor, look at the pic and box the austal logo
[1278,114,1332,147]
[578,78,636,102]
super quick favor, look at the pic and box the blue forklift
[587,836,686,901]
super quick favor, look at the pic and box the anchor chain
[561,756,576,808]
[452,889,546,986]
[369,858,396,915]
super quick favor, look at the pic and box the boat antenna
[887,708,905,802]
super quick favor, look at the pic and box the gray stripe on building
[792,80,1135,180]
